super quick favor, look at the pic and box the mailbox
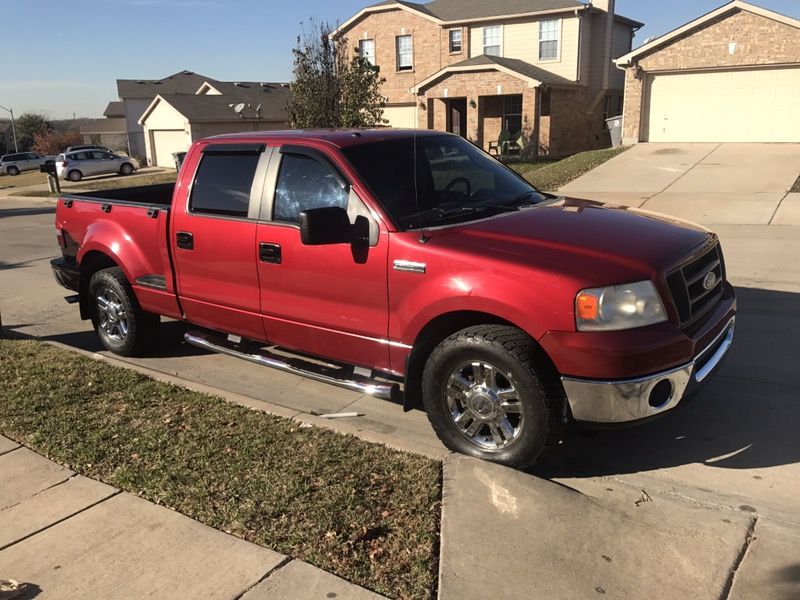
[40,162,58,176]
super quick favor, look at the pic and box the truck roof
[206,128,447,149]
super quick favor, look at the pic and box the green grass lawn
[17,170,178,198]
[511,146,628,192]
[0,339,441,600]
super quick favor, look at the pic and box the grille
[666,243,725,324]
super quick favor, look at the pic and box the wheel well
[78,251,119,319]
[403,311,514,411]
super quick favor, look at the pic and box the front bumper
[562,316,735,424]
[51,257,80,292]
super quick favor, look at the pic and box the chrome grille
[666,243,725,324]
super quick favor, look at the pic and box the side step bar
[184,330,397,400]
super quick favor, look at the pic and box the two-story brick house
[335,0,642,156]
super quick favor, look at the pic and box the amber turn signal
[576,293,599,320]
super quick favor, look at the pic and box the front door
[447,98,467,138]
[255,145,390,371]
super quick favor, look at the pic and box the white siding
[610,21,633,89]
[470,17,580,82]
[579,13,593,85]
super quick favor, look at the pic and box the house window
[539,19,560,60]
[449,28,462,53]
[359,39,375,65]
[483,25,502,56]
[503,94,523,136]
[396,35,413,71]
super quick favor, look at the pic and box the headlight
[576,280,667,331]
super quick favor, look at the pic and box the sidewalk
[0,436,386,600]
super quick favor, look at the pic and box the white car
[56,150,139,182]
[0,152,56,176]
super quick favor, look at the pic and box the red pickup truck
[52,130,735,468]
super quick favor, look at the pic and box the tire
[7,166,19,176]
[422,325,567,469]
[120,163,134,175]
[88,267,160,356]
[68,169,82,182]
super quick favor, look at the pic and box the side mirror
[299,206,353,245]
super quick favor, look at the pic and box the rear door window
[189,151,261,218]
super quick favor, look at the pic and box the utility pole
[0,104,18,152]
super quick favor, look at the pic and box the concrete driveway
[560,143,800,226]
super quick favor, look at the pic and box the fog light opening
[648,379,674,408]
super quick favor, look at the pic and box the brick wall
[621,9,800,143]
[638,10,800,72]
[340,8,468,106]
[549,87,608,156]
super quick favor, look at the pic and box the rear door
[254,144,391,371]
[170,142,269,340]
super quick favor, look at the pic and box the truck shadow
[533,286,800,477]
[44,320,210,359]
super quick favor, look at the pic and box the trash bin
[605,115,623,149]
[172,151,187,171]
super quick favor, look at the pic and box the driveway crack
[642,143,721,209]
[720,515,758,600]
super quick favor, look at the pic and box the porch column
[433,98,447,132]
[522,87,539,159]
[466,96,479,145]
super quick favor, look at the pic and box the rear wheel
[89,267,160,356]
[422,325,567,469]
[7,166,19,176]
[120,163,134,175]
[68,169,82,182]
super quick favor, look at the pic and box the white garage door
[644,67,800,142]
[151,130,188,168]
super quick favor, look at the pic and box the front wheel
[89,267,160,356]
[67,169,82,182]
[7,166,19,176]
[120,163,134,175]
[422,325,567,469]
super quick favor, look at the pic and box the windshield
[341,134,548,230]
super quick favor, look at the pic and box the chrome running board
[184,330,397,400]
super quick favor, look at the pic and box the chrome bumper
[561,318,735,424]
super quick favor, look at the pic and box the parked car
[0,152,56,176]
[55,150,139,182]
[65,144,116,154]
[50,130,736,468]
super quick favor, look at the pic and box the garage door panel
[152,130,189,168]
[645,68,800,143]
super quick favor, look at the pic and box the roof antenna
[413,106,428,243]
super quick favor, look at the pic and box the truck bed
[63,183,175,207]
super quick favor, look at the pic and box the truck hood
[427,198,712,283]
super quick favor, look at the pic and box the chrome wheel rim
[445,361,524,451]
[96,286,128,341]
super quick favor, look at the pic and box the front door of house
[448,98,467,138]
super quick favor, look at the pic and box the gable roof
[139,86,290,125]
[616,0,800,66]
[412,54,578,93]
[117,70,214,98]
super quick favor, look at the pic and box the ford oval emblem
[702,271,717,291]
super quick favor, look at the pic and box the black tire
[422,325,567,469]
[68,169,82,182]
[88,267,160,356]
[7,166,19,176]
[120,163,134,175]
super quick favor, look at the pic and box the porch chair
[504,131,523,157]
[488,130,511,156]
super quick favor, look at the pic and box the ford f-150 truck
[52,130,736,468]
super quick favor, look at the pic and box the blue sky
[3,0,799,119]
